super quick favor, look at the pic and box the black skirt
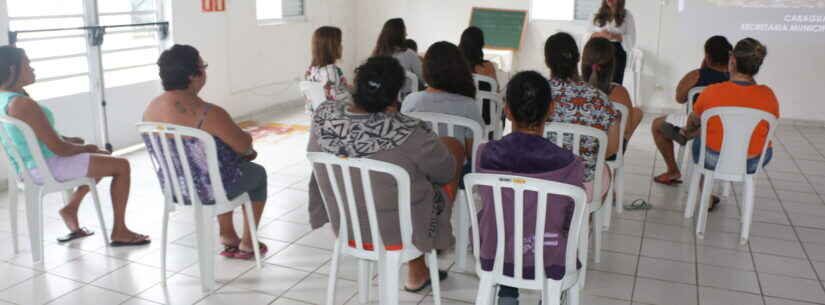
[612,41,627,85]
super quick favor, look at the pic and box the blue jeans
[691,138,773,174]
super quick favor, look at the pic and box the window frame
[255,0,307,26]
[529,0,597,23]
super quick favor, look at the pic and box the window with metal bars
[256,0,305,24]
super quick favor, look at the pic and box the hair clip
[367,80,382,91]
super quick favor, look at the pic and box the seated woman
[142,45,268,259]
[0,46,149,245]
[308,56,465,292]
[304,26,353,111]
[372,18,423,84]
[581,37,644,152]
[459,26,498,88]
[682,38,778,210]
[652,35,732,185]
[401,41,484,163]
[476,71,588,305]
[544,32,618,197]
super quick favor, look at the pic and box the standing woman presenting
[590,0,636,85]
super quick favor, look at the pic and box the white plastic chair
[399,72,419,102]
[543,122,609,279]
[404,112,484,271]
[464,173,587,305]
[299,81,327,111]
[629,48,644,105]
[473,74,499,93]
[682,107,777,244]
[477,91,504,140]
[307,152,442,305]
[0,115,109,264]
[603,102,628,230]
[137,123,262,292]
[676,86,705,177]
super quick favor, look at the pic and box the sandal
[232,243,268,260]
[110,234,151,247]
[57,227,94,243]
[624,199,652,211]
[653,173,683,186]
[404,270,449,293]
[219,246,239,258]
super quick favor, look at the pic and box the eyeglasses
[201,61,209,70]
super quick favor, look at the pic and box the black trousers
[612,41,627,85]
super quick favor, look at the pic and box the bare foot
[405,266,430,290]
[221,234,242,248]
[58,206,81,232]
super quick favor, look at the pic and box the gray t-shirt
[401,91,484,143]
[393,49,424,83]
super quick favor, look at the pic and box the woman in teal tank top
[0,46,149,246]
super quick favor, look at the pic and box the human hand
[64,136,85,145]
[243,149,258,161]
[83,144,111,155]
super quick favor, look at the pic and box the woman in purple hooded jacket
[476,71,589,305]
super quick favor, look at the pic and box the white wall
[170,0,358,118]
[353,0,710,113]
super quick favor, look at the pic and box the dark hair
[544,32,580,81]
[733,38,767,76]
[506,71,552,128]
[581,37,616,94]
[0,46,26,89]
[705,35,733,66]
[353,56,406,113]
[372,18,407,57]
[158,44,203,91]
[311,26,343,67]
[402,39,418,52]
[424,41,476,99]
[458,26,485,68]
[593,0,627,27]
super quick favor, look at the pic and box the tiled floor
[1,104,825,305]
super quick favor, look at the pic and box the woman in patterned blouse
[304,26,353,111]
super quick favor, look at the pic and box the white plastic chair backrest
[405,112,484,172]
[137,123,230,206]
[464,173,588,288]
[610,102,629,163]
[476,91,503,138]
[299,81,327,111]
[473,74,498,93]
[687,86,706,115]
[580,32,593,55]
[399,72,419,101]
[698,107,777,179]
[0,114,58,186]
[543,123,609,203]
[307,152,413,257]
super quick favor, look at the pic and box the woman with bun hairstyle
[307,56,465,292]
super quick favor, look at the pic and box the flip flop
[56,227,94,243]
[624,199,652,211]
[219,246,239,258]
[404,270,449,293]
[110,234,151,247]
[232,243,268,260]
[708,195,721,212]
[653,173,683,186]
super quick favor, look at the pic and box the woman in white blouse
[589,0,636,85]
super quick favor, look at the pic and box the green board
[469,8,528,50]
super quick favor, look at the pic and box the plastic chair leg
[327,242,341,305]
[195,206,216,292]
[243,203,263,269]
[8,180,18,253]
[160,204,170,285]
[615,168,625,215]
[593,209,604,263]
[579,217,591,285]
[88,184,110,245]
[740,178,756,245]
[722,182,732,198]
[542,285,562,305]
[603,184,614,231]
[684,168,702,218]
[24,188,43,264]
[454,190,470,271]
[568,283,582,305]
[695,177,715,239]
[379,251,402,305]
[426,251,442,305]
[356,258,369,304]
[474,276,496,305]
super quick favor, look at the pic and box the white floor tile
[581,294,631,305]
[699,287,764,305]
[637,257,695,284]
[196,287,277,305]
[759,273,825,304]
[0,273,84,305]
[582,271,635,300]
[0,262,41,291]
[48,252,130,283]
[764,296,825,305]
[138,273,210,305]
[600,232,642,255]
[91,263,174,296]
[644,222,695,244]
[753,253,818,279]
[120,297,164,305]
[804,242,825,262]
[749,236,807,258]
[47,285,131,305]
[266,244,331,273]
[633,277,697,305]
[226,264,310,296]
[257,220,312,243]
[282,273,356,304]
[641,238,696,263]
[588,251,638,276]
[696,245,755,271]
[698,264,761,294]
